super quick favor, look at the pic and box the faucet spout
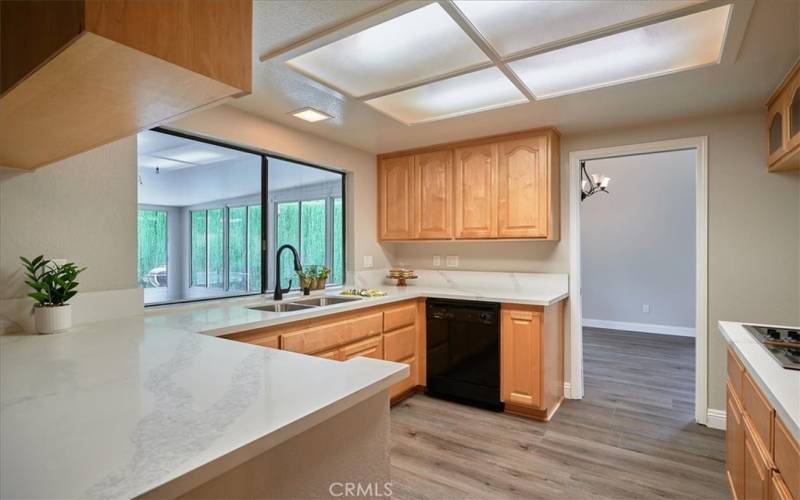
[274,244,302,301]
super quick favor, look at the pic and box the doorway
[567,137,710,426]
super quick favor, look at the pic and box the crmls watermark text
[329,482,393,497]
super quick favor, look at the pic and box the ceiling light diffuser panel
[508,4,731,99]
[365,67,527,124]
[286,4,489,98]
[454,0,705,57]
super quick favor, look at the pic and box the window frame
[142,127,346,306]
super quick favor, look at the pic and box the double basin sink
[248,295,362,313]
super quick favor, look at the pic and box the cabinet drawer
[348,312,384,342]
[341,335,383,361]
[728,348,744,403]
[742,372,774,453]
[774,416,799,499]
[281,320,348,354]
[317,348,340,361]
[384,302,417,332]
[390,356,418,400]
[384,325,416,362]
[771,472,794,500]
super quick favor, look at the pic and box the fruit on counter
[340,288,388,297]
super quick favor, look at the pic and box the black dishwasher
[426,299,502,411]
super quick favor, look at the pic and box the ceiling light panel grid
[278,0,732,124]
[286,3,491,98]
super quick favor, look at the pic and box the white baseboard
[583,318,695,337]
[564,382,572,398]
[706,408,726,430]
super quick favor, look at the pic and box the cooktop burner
[743,325,800,370]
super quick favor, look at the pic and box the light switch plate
[446,255,459,267]
[642,304,650,313]
[363,255,373,268]
[432,255,441,267]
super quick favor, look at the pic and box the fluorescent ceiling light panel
[152,144,239,165]
[365,67,527,124]
[508,4,731,99]
[454,0,704,57]
[291,107,333,123]
[286,4,489,98]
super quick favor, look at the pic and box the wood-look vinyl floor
[389,328,728,500]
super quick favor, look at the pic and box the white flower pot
[34,304,72,334]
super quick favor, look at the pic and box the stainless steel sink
[290,296,362,307]
[249,303,317,313]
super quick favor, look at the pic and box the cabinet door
[787,74,800,152]
[727,385,745,500]
[767,98,787,167]
[497,136,549,238]
[413,150,453,239]
[771,473,793,500]
[454,144,497,239]
[500,306,542,408]
[379,155,414,240]
[744,418,771,500]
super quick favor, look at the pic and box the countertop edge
[718,321,800,442]
[138,359,409,498]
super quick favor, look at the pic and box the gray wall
[581,149,696,330]
[0,137,138,299]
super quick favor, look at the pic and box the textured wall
[0,136,138,299]
[581,150,696,329]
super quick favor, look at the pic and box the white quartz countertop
[718,321,800,441]
[0,317,407,499]
[148,277,569,338]
[0,272,567,498]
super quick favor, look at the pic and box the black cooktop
[743,325,800,370]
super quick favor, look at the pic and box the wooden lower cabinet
[382,300,425,403]
[500,301,563,421]
[727,348,799,500]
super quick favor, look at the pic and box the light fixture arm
[580,160,610,201]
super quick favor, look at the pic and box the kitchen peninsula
[0,272,568,499]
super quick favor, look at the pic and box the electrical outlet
[445,255,459,267]
[642,304,650,313]
[363,255,373,268]
[432,255,441,267]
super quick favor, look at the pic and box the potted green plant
[297,266,317,291]
[315,266,330,290]
[20,255,86,334]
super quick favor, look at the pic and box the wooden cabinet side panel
[541,301,564,415]
[84,0,252,92]
[413,150,453,239]
[547,131,561,240]
[378,155,414,240]
[500,305,542,408]
[497,135,548,238]
[454,144,497,239]
[0,0,85,94]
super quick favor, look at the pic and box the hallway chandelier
[580,161,610,201]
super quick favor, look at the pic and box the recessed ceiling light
[508,4,731,99]
[365,67,527,125]
[291,107,333,123]
[454,0,704,57]
[286,3,489,98]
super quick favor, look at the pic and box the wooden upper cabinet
[379,155,414,240]
[766,60,800,171]
[497,135,549,238]
[378,128,560,241]
[0,0,251,170]
[414,150,453,239]
[454,143,497,239]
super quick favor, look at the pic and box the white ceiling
[225,0,799,154]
